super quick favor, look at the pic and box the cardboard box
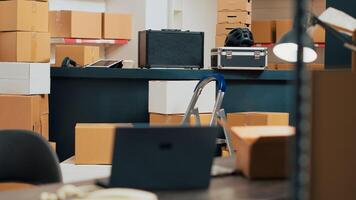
[0,95,49,138]
[275,64,325,71]
[150,113,212,126]
[227,112,289,126]
[227,112,289,151]
[310,71,356,200]
[218,0,252,12]
[0,32,50,62]
[217,11,251,25]
[102,13,132,40]
[49,142,56,151]
[251,21,276,43]
[0,0,48,32]
[149,81,216,114]
[49,10,102,39]
[310,25,325,43]
[276,20,292,42]
[231,126,295,179]
[55,45,100,67]
[0,62,50,95]
[216,23,250,36]
[215,35,226,47]
[75,123,133,165]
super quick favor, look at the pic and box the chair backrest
[0,130,62,184]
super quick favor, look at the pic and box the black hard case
[139,30,204,69]
[211,47,268,70]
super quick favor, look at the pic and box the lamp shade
[273,30,317,63]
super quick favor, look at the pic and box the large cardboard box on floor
[0,32,50,62]
[0,95,49,139]
[0,0,48,32]
[55,45,100,67]
[310,71,356,200]
[251,21,276,43]
[231,126,295,179]
[218,0,252,12]
[216,23,250,36]
[49,10,102,39]
[150,113,212,126]
[217,11,251,25]
[149,81,216,114]
[276,20,292,42]
[0,62,50,95]
[102,13,132,40]
[75,123,133,165]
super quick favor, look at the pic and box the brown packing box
[55,45,100,67]
[0,32,50,62]
[102,13,132,40]
[352,31,355,71]
[310,71,356,200]
[0,0,48,32]
[216,35,226,47]
[251,21,276,43]
[49,10,102,39]
[0,95,49,138]
[231,126,295,179]
[275,64,325,71]
[311,25,325,43]
[149,113,212,126]
[217,11,251,25]
[218,0,252,12]
[276,20,292,42]
[216,23,250,36]
[227,112,289,151]
[75,123,133,165]
[49,142,56,151]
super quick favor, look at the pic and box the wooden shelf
[51,38,129,45]
[254,43,326,48]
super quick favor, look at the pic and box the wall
[181,0,217,68]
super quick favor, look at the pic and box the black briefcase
[138,29,204,69]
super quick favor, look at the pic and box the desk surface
[0,158,289,200]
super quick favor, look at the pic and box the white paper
[318,7,356,36]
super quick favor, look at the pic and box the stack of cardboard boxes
[0,0,53,148]
[216,0,252,47]
[49,10,132,67]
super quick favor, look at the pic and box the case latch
[226,51,233,60]
[254,51,261,60]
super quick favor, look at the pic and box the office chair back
[0,130,62,185]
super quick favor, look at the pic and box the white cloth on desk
[60,157,111,183]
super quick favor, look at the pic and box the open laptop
[96,126,219,190]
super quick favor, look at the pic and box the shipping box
[251,21,276,43]
[102,13,132,40]
[49,10,102,39]
[0,32,50,62]
[0,62,50,95]
[276,20,292,42]
[227,112,289,151]
[310,71,356,200]
[0,95,49,139]
[218,0,252,12]
[0,0,48,32]
[310,25,325,43]
[217,11,251,25]
[216,35,226,47]
[216,23,250,36]
[231,126,295,179]
[149,81,216,114]
[75,123,133,165]
[150,113,212,126]
[55,45,100,67]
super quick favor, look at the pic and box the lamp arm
[311,15,356,51]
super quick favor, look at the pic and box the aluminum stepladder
[181,74,235,156]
